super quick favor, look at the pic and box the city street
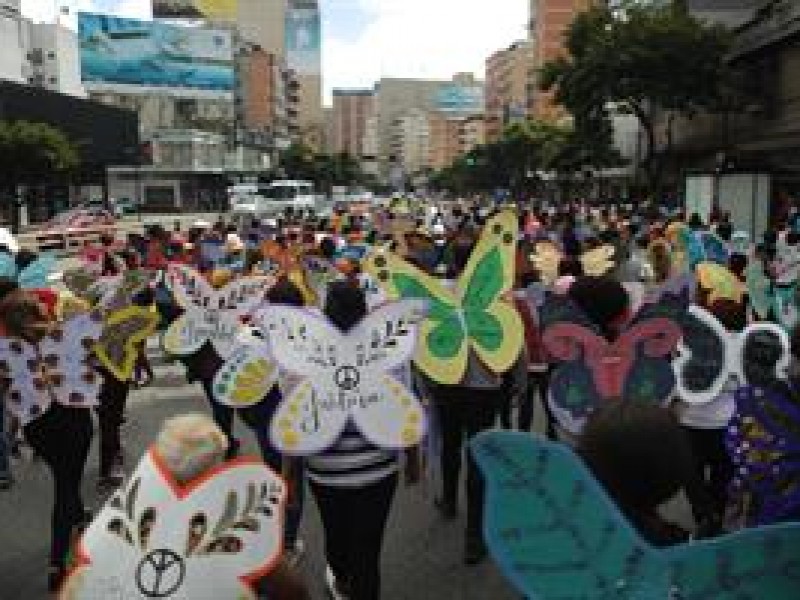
[0,339,519,600]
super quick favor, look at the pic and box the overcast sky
[20,0,530,103]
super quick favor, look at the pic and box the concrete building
[330,88,374,157]
[0,1,85,98]
[373,75,484,166]
[392,108,431,175]
[235,45,299,148]
[0,0,27,84]
[286,0,323,148]
[485,39,535,141]
[530,0,594,121]
[237,0,288,58]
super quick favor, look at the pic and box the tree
[0,120,80,188]
[279,144,368,194]
[540,1,735,193]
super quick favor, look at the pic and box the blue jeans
[201,381,304,546]
[0,410,11,478]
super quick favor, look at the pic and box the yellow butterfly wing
[580,245,616,277]
[456,211,524,376]
[530,241,562,285]
[363,250,468,385]
[94,306,158,381]
[214,343,278,408]
[697,262,744,304]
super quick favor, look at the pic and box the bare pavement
[0,339,520,600]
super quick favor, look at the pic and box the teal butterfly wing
[0,252,19,280]
[663,523,800,598]
[17,253,56,288]
[471,432,666,599]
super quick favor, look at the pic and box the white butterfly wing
[39,314,103,407]
[0,338,50,425]
[347,299,426,373]
[213,339,278,408]
[213,276,274,320]
[166,265,215,309]
[65,450,286,600]
[351,373,426,449]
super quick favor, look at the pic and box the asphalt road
[0,341,520,600]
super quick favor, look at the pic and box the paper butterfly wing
[471,432,665,599]
[39,314,103,407]
[738,324,790,388]
[530,241,561,286]
[0,338,51,425]
[347,300,427,449]
[0,252,18,280]
[698,231,729,265]
[672,305,731,406]
[166,265,215,310]
[363,251,467,385]
[727,386,800,526]
[213,339,278,408]
[746,263,772,320]
[662,520,800,597]
[95,306,159,381]
[260,306,350,455]
[618,318,681,408]
[17,252,57,289]
[162,311,213,357]
[63,450,286,600]
[457,211,524,376]
[580,245,616,277]
[696,262,743,304]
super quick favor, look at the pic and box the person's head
[324,280,366,332]
[728,253,748,280]
[568,276,630,339]
[648,241,672,283]
[266,277,305,307]
[0,290,50,343]
[15,249,38,271]
[154,413,229,485]
[319,236,337,260]
[579,400,695,520]
[717,222,733,242]
[708,298,746,332]
[0,277,19,302]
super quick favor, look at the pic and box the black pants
[311,474,398,600]
[96,375,130,476]
[24,404,93,567]
[682,426,733,518]
[435,388,500,537]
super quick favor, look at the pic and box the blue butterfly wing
[17,253,56,288]
[727,385,800,526]
[471,432,665,599]
[664,522,800,598]
[698,232,729,266]
[0,252,18,280]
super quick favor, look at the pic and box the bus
[228,180,317,216]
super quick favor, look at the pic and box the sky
[20,0,530,103]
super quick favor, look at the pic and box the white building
[0,0,29,84]
[393,108,431,175]
[0,0,85,97]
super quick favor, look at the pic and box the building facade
[530,0,594,121]
[485,40,535,141]
[286,0,323,149]
[330,88,374,157]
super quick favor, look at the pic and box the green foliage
[279,143,368,190]
[0,120,80,185]
[430,119,621,195]
[539,1,735,192]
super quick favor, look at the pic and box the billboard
[286,6,321,75]
[153,0,237,20]
[78,12,234,91]
[435,84,484,114]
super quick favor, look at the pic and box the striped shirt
[306,424,399,488]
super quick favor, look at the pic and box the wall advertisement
[152,0,237,20]
[78,12,234,91]
[286,6,321,75]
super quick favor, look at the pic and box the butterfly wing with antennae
[727,385,800,526]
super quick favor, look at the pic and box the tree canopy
[279,143,371,191]
[0,120,80,187]
[539,1,735,192]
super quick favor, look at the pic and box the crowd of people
[0,196,798,599]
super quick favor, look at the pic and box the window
[48,77,57,85]
[47,51,55,60]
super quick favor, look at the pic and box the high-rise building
[373,74,483,167]
[485,40,535,141]
[0,0,26,84]
[286,0,322,148]
[237,0,287,58]
[330,89,374,158]
[530,0,594,121]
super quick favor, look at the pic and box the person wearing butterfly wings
[363,211,528,567]
[0,291,104,592]
[258,282,426,600]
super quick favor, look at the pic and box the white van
[229,180,317,216]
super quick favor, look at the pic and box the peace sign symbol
[334,365,360,391]
[135,549,185,598]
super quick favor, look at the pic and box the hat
[225,233,244,252]
[192,220,211,229]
